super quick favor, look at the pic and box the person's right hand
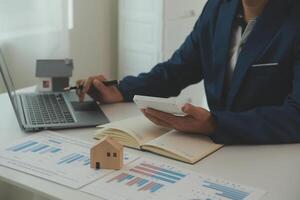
[76,75,124,104]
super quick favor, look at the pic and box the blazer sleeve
[117,15,205,102]
[210,42,300,145]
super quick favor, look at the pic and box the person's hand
[76,75,124,103]
[142,103,217,135]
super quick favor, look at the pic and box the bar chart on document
[82,158,188,200]
[166,174,266,200]
[82,158,265,200]
[0,131,138,189]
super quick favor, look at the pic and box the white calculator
[133,95,192,116]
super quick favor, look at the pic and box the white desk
[0,90,300,200]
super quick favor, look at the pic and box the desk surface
[0,90,300,200]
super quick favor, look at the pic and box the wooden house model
[90,136,123,170]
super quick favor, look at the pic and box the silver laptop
[0,50,109,132]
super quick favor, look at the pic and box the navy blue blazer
[117,0,300,144]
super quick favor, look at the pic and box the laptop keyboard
[24,94,75,125]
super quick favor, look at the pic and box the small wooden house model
[90,136,123,170]
[36,59,73,92]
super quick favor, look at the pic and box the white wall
[70,0,118,85]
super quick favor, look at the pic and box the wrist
[202,113,217,135]
[115,89,125,103]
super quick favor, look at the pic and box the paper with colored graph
[0,131,139,189]
[82,158,266,200]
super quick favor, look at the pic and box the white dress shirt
[225,14,257,92]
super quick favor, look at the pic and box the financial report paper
[0,131,139,189]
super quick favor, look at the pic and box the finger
[87,79,105,101]
[145,108,194,131]
[76,80,86,102]
[143,112,172,128]
[83,75,106,93]
[93,79,106,93]
[95,75,107,82]
[83,77,95,93]
[144,110,189,132]
[182,103,201,117]
[145,108,180,125]
[76,80,84,96]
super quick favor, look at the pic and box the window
[113,153,117,157]
[0,0,73,91]
[107,152,111,157]
[0,0,73,40]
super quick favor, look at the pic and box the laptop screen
[0,49,22,125]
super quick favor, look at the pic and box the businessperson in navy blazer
[117,0,300,144]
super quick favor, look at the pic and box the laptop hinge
[18,95,29,125]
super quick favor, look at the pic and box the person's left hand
[142,104,217,135]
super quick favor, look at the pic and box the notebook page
[97,116,169,146]
[143,130,223,163]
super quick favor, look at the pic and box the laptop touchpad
[71,101,100,112]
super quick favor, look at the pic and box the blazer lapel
[226,0,290,109]
[211,0,239,108]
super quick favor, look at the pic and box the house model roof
[92,136,123,151]
[36,59,73,78]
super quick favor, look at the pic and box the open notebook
[95,116,223,164]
